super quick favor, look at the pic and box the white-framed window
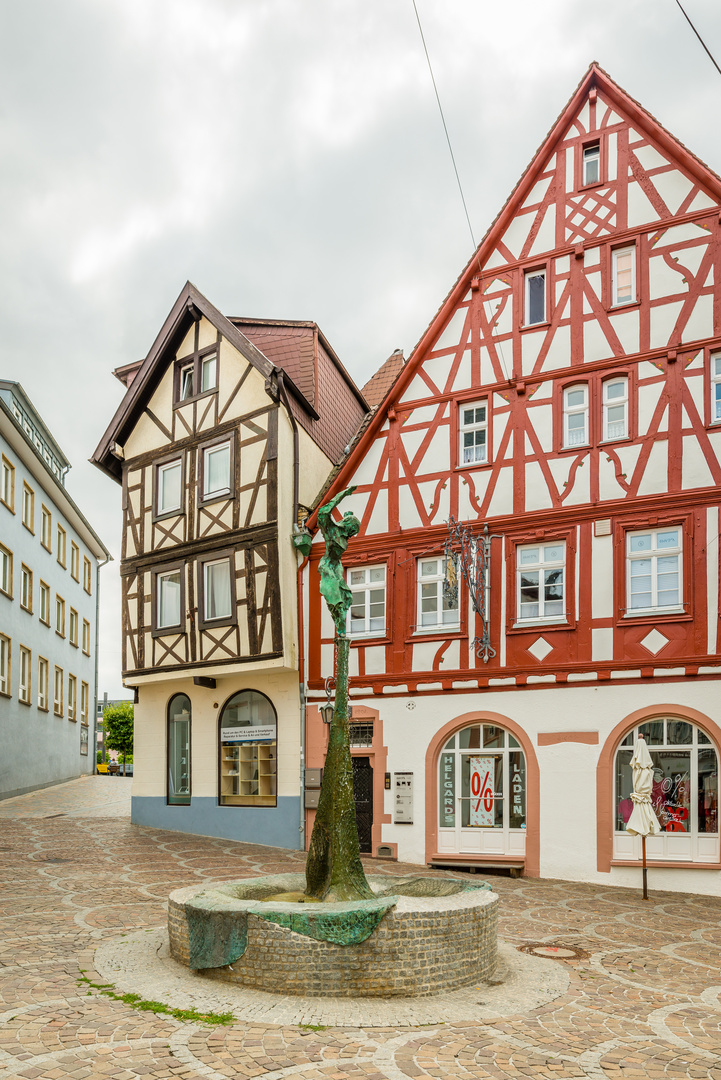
[19,646,31,704]
[179,363,194,401]
[348,565,386,636]
[612,245,636,306]
[83,557,92,594]
[38,656,48,710]
[68,674,77,721]
[201,352,217,393]
[69,608,78,647]
[22,483,34,532]
[517,542,565,622]
[56,596,65,636]
[39,581,50,625]
[203,442,231,500]
[602,377,628,441]
[53,665,63,716]
[563,384,589,447]
[524,269,546,326]
[583,141,600,185]
[20,565,32,612]
[0,456,15,511]
[157,569,182,629]
[70,542,80,581]
[157,459,183,515]
[0,634,10,695]
[626,527,682,614]
[614,719,718,864]
[41,506,52,550]
[203,558,233,622]
[0,544,12,597]
[80,681,89,724]
[57,524,66,567]
[459,401,489,466]
[417,556,460,631]
[711,352,721,424]
[82,618,90,655]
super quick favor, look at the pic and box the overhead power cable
[674,0,721,78]
[410,0,510,382]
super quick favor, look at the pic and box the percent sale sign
[469,756,495,827]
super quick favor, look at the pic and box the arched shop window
[167,694,191,806]
[614,718,719,863]
[219,690,277,807]
[438,723,526,856]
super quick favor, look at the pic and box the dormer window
[583,141,600,186]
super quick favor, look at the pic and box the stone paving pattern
[0,775,719,1079]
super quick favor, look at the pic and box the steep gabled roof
[307,62,721,525]
[361,349,405,410]
[92,283,367,483]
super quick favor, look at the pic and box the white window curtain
[158,571,181,628]
[205,560,232,620]
[158,461,182,513]
[204,444,231,497]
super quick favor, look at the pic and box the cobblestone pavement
[1,775,720,1079]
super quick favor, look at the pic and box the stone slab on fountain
[168,874,499,998]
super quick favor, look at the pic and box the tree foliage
[103,702,134,774]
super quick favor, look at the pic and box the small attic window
[583,142,600,186]
[180,365,194,400]
[175,346,218,403]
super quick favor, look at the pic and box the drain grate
[518,942,589,960]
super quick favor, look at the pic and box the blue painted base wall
[131,795,303,850]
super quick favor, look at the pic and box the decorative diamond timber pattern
[640,628,669,656]
[528,637,554,662]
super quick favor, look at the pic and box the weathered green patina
[305,487,374,902]
[183,874,491,969]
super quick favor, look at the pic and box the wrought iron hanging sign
[443,516,501,662]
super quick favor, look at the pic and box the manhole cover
[518,943,588,960]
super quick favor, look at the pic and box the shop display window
[219,690,277,807]
[614,718,718,863]
[167,694,191,805]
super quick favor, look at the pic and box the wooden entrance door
[352,756,373,853]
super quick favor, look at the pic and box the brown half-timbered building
[93,282,367,846]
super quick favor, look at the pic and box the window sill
[19,698,31,707]
[173,389,216,409]
[455,461,492,472]
[623,606,686,618]
[609,299,640,313]
[153,509,185,523]
[198,618,238,631]
[520,320,549,332]
[410,626,462,640]
[199,492,233,506]
[348,632,389,644]
[558,443,590,454]
[511,618,570,630]
[20,606,32,615]
[599,436,631,447]
[151,626,184,639]
[38,705,49,713]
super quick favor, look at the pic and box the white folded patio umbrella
[625,734,661,899]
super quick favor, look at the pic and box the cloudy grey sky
[2,0,720,696]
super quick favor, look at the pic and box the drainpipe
[93,556,111,774]
[276,368,305,848]
[297,551,310,850]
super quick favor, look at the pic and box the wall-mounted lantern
[320,676,335,725]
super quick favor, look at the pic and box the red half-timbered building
[303,65,721,895]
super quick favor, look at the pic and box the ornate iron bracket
[444,517,502,663]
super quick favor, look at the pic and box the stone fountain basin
[168,873,498,998]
